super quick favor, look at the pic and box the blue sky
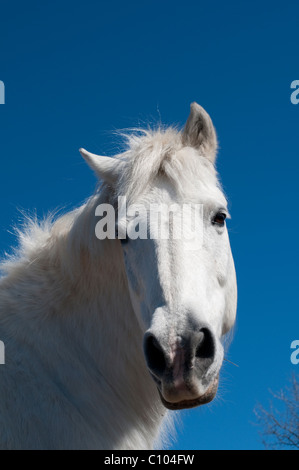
[0,0,298,450]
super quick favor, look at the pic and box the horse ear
[80,148,123,185]
[182,102,217,163]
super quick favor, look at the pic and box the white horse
[0,103,237,449]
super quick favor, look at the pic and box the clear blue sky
[0,0,298,450]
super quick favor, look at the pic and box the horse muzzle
[143,324,221,410]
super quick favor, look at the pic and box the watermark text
[290,340,299,365]
[95,197,205,248]
[0,81,4,104]
[290,80,299,105]
[0,340,5,364]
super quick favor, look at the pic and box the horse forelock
[112,126,220,205]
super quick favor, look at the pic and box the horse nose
[143,325,216,384]
[193,327,215,372]
[143,333,167,379]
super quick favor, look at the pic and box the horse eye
[212,212,227,227]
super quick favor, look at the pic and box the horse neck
[0,188,168,449]
[55,188,166,448]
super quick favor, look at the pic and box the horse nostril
[195,328,215,370]
[143,333,167,378]
[144,326,217,384]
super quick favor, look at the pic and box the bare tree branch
[254,373,299,450]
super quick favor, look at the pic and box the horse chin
[157,376,219,411]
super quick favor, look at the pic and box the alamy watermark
[95,196,205,247]
[0,340,4,365]
[290,80,299,105]
[0,81,4,105]
[290,340,299,365]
